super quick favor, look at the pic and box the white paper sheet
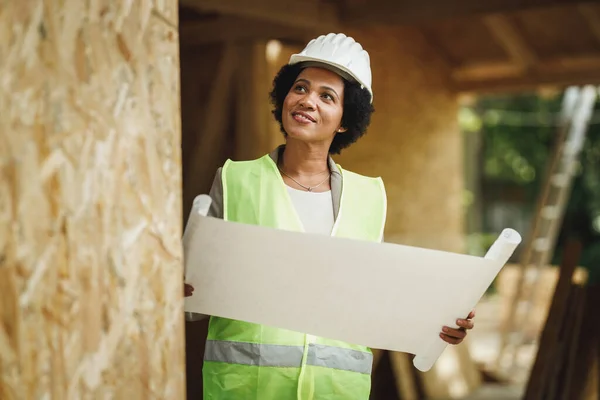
[183,195,521,371]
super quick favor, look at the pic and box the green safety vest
[203,154,387,400]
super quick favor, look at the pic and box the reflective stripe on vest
[204,340,373,375]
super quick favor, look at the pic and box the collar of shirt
[269,145,342,221]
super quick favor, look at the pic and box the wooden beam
[343,0,590,26]
[452,54,600,93]
[453,67,600,94]
[538,53,600,72]
[180,0,339,31]
[234,42,272,160]
[482,14,537,69]
[453,54,600,81]
[183,43,237,211]
[452,61,525,81]
[523,240,582,400]
[180,16,313,46]
[389,352,422,399]
[578,3,600,44]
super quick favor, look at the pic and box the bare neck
[280,141,330,176]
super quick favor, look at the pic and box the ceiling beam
[453,59,600,94]
[537,53,600,72]
[577,4,600,45]
[452,61,525,81]
[343,0,592,26]
[180,16,314,46]
[180,0,339,31]
[453,54,600,82]
[482,14,537,69]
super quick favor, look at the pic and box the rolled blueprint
[183,195,522,371]
[412,228,522,372]
[184,195,212,322]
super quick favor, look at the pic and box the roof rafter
[482,14,538,69]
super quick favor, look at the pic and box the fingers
[184,283,194,297]
[440,332,463,345]
[456,318,475,330]
[441,311,476,345]
[442,326,467,340]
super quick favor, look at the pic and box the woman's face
[282,67,346,146]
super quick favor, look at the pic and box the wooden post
[183,43,238,213]
[565,284,600,400]
[234,41,272,161]
[0,1,185,398]
[524,239,582,400]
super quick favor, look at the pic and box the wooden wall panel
[0,1,185,398]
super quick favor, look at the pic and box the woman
[185,33,475,400]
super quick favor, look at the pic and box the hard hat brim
[289,54,373,103]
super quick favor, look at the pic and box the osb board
[0,1,185,399]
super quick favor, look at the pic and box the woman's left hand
[439,310,475,345]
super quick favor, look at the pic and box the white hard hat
[289,33,373,103]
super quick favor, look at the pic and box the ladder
[496,85,598,373]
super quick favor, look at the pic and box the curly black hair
[269,63,374,155]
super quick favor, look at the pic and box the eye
[294,84,307,93]
[321,93,334,101]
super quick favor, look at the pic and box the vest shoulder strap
[335,166,387,242]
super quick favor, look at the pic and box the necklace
[279,168,331,192]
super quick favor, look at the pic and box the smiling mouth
[292,111,316,123]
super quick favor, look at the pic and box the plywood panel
[0,1,185,398]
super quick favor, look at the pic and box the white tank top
[286,186,334,236]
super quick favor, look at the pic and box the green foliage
[461,91,600,283]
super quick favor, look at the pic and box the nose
[299,91,317,110]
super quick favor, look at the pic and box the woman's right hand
[184,283,195,297]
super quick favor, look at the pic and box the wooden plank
[342,0,589,26]
[482,14,537,69]
[183,43,238,212]
[523,240,582,400]
[389,352,422,400]
[452,53,600,93]
[453,67,600,94]
[180,16,314,46]
[180,0,339,31]
[564,290,598,399]
[559,286,588,400]
[452,54,600,84]
[371,349,385,371]
[452,61,525,81]
[538,53,600,72]
[234,42,271,160]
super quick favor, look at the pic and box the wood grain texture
[0,0,185,398]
